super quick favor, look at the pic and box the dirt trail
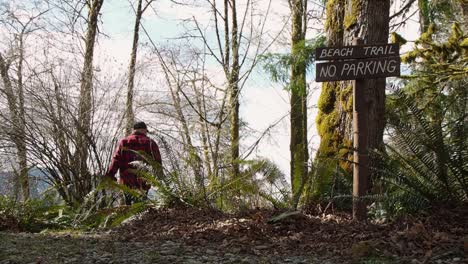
[1,206,466,264]
[0,232,323,264]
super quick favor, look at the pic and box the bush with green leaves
[0,195,72,232]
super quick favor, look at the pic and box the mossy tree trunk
[289,0,309,208]
[317,0,352,172]
[344,0,390,151]
[344,0,390,219]
[418,0,431,33]
[315,0,352,197]
[315,0,390,212]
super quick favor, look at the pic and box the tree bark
[0,53,29,201]
[289,0,308,208]
[125,0,144,135]
[229,0,241,180]
[316,0,352,176]
[76,0,104,200]
[344,0,390,220]
[166,74,204,189]
[16,36,29,201]
[193,78,213,178]
[418,0,430,33]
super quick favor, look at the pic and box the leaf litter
[111,205,467,263]
[1,205,466,263]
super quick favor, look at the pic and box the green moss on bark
[325,0,345,34]
[339,85,353,113]
[344,0,361,30]
[318,82,336,113]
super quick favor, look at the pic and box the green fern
[377,91,468,212]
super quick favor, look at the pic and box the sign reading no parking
[315,43,400,82]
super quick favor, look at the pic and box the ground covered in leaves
[1,206,467,263]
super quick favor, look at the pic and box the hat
[133,121,148,130]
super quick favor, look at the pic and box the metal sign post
[315,41,400,220]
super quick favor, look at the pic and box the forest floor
[1,206,467,264]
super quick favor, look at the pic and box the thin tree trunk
[289,0,308,209]
[212,92,228,185]
[17,37,29,201]
[0,54,24,200]
[168,79,204,189]
[191,78,213,178]
[125,0,144,135]
[192,79,213,178]
[76,0,104,201]
[418,0,430,33]
[51,74,72,197]
[229,0,241,180]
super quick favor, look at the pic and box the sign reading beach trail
[315,43,400,82]
[315,43,399,60]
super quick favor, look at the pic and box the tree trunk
[418,0,430,33]
[125,0,144,135]
[51,75,73,199]
[229,0,241,180]
[0,50,29,201]
[315,0,389,218]
[289,0,308,208]
[316,0,352,178]
[344,0,390,220]
[193,79,213,178]
[76,0,104,200]
[16,37,29,201]
[167,76,204,189]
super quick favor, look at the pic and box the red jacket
[106,132,162,190]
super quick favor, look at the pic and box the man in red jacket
[106,121,162,205]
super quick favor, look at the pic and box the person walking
[105,121,162,205]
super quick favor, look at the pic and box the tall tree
[344,0,390,219]
[0,53,28,200]
[314,0,350,196]
[228,0,241,180]
[315,0,390,219]
[189,0,274,182]
[76,0,104,194]
[0,7,47,201]
[289,0,309,208]
[125,0,153,135]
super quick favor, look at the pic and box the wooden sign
[315,56,400,82]
[315,43,399,61]
[314,40,401,221]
